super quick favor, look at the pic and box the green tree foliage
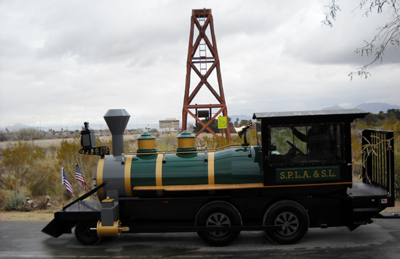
[238,119,253,127]
[355,110,400,129]
[0,130,8,142]
[193,118,219,134]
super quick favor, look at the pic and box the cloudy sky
[1,0,399,130]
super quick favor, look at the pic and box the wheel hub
[275,212,299,237]
[206,212,231,237]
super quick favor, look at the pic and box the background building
[159,118,180,132]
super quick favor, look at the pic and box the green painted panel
[162,153,208,185]
[276,165,340,183]
[131,154,158,187]
[231,147,262,184]
[214,149,233,184]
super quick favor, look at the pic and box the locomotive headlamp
[81,122,96,149]
[235,123,252,146]
[78,121,110,158]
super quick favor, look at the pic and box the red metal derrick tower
[182,9,231,141]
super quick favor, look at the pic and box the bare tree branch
[323,0,400,79]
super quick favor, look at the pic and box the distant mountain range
[322,102,400,114]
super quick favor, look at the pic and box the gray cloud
[0,0,399,129]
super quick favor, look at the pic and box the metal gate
[362,130,395,206]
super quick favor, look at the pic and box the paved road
[0,219,399,258]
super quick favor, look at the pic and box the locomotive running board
[126,225,282,233]
[133,182,353,191]
[62,181,107,211]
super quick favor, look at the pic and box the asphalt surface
[0,219,399,258]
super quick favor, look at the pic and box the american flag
[75,164,87,190]
[61,167,74,196]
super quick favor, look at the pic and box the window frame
[266,122,346,167]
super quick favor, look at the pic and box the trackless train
[42,109,397,246]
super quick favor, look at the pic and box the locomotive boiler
[42,108,397,246]
[85,109,262,201]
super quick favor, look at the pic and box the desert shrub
[4,193,25,211]
[197,134,231,149]
[14,128,38,141]
[1,141,46,190]
[28,155,60,196]
[156,134,178,151]
[56,136,100,195]
[0,189,5,207]
[196,127,258,150]
[124,139,137,153]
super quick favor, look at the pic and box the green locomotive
[42,109,397,246]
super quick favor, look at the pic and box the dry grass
[0,210,57,221]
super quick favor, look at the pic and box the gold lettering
[321,170,327,177]
[303,171,311,178]
[295,171,301,178]
[280,172,286,179]
[313,170,320,178]
[288,171,293,179]
[328,170,336,177]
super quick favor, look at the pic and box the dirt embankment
[0,210,57,221]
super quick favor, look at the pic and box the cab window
[269,124,344,164]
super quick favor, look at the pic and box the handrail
[62,181,107,211]
[124,145,251,156]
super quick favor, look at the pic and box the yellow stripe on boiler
[156,154,163,196]
[97,157,106,200]
[124,155,133,197]
[208,152,215,194]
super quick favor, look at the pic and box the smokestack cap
[104,109,130,135]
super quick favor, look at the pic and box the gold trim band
[208,152,215,194]
[156,154,163,196]
[208,152,215,185]
[124,155,133,197]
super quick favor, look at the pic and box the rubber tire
[196,201,242,246]
[263,200,309,245]
[75,221,102,246]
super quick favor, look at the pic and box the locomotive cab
[253,110,368,192]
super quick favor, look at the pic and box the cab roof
[253,109,368,124]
